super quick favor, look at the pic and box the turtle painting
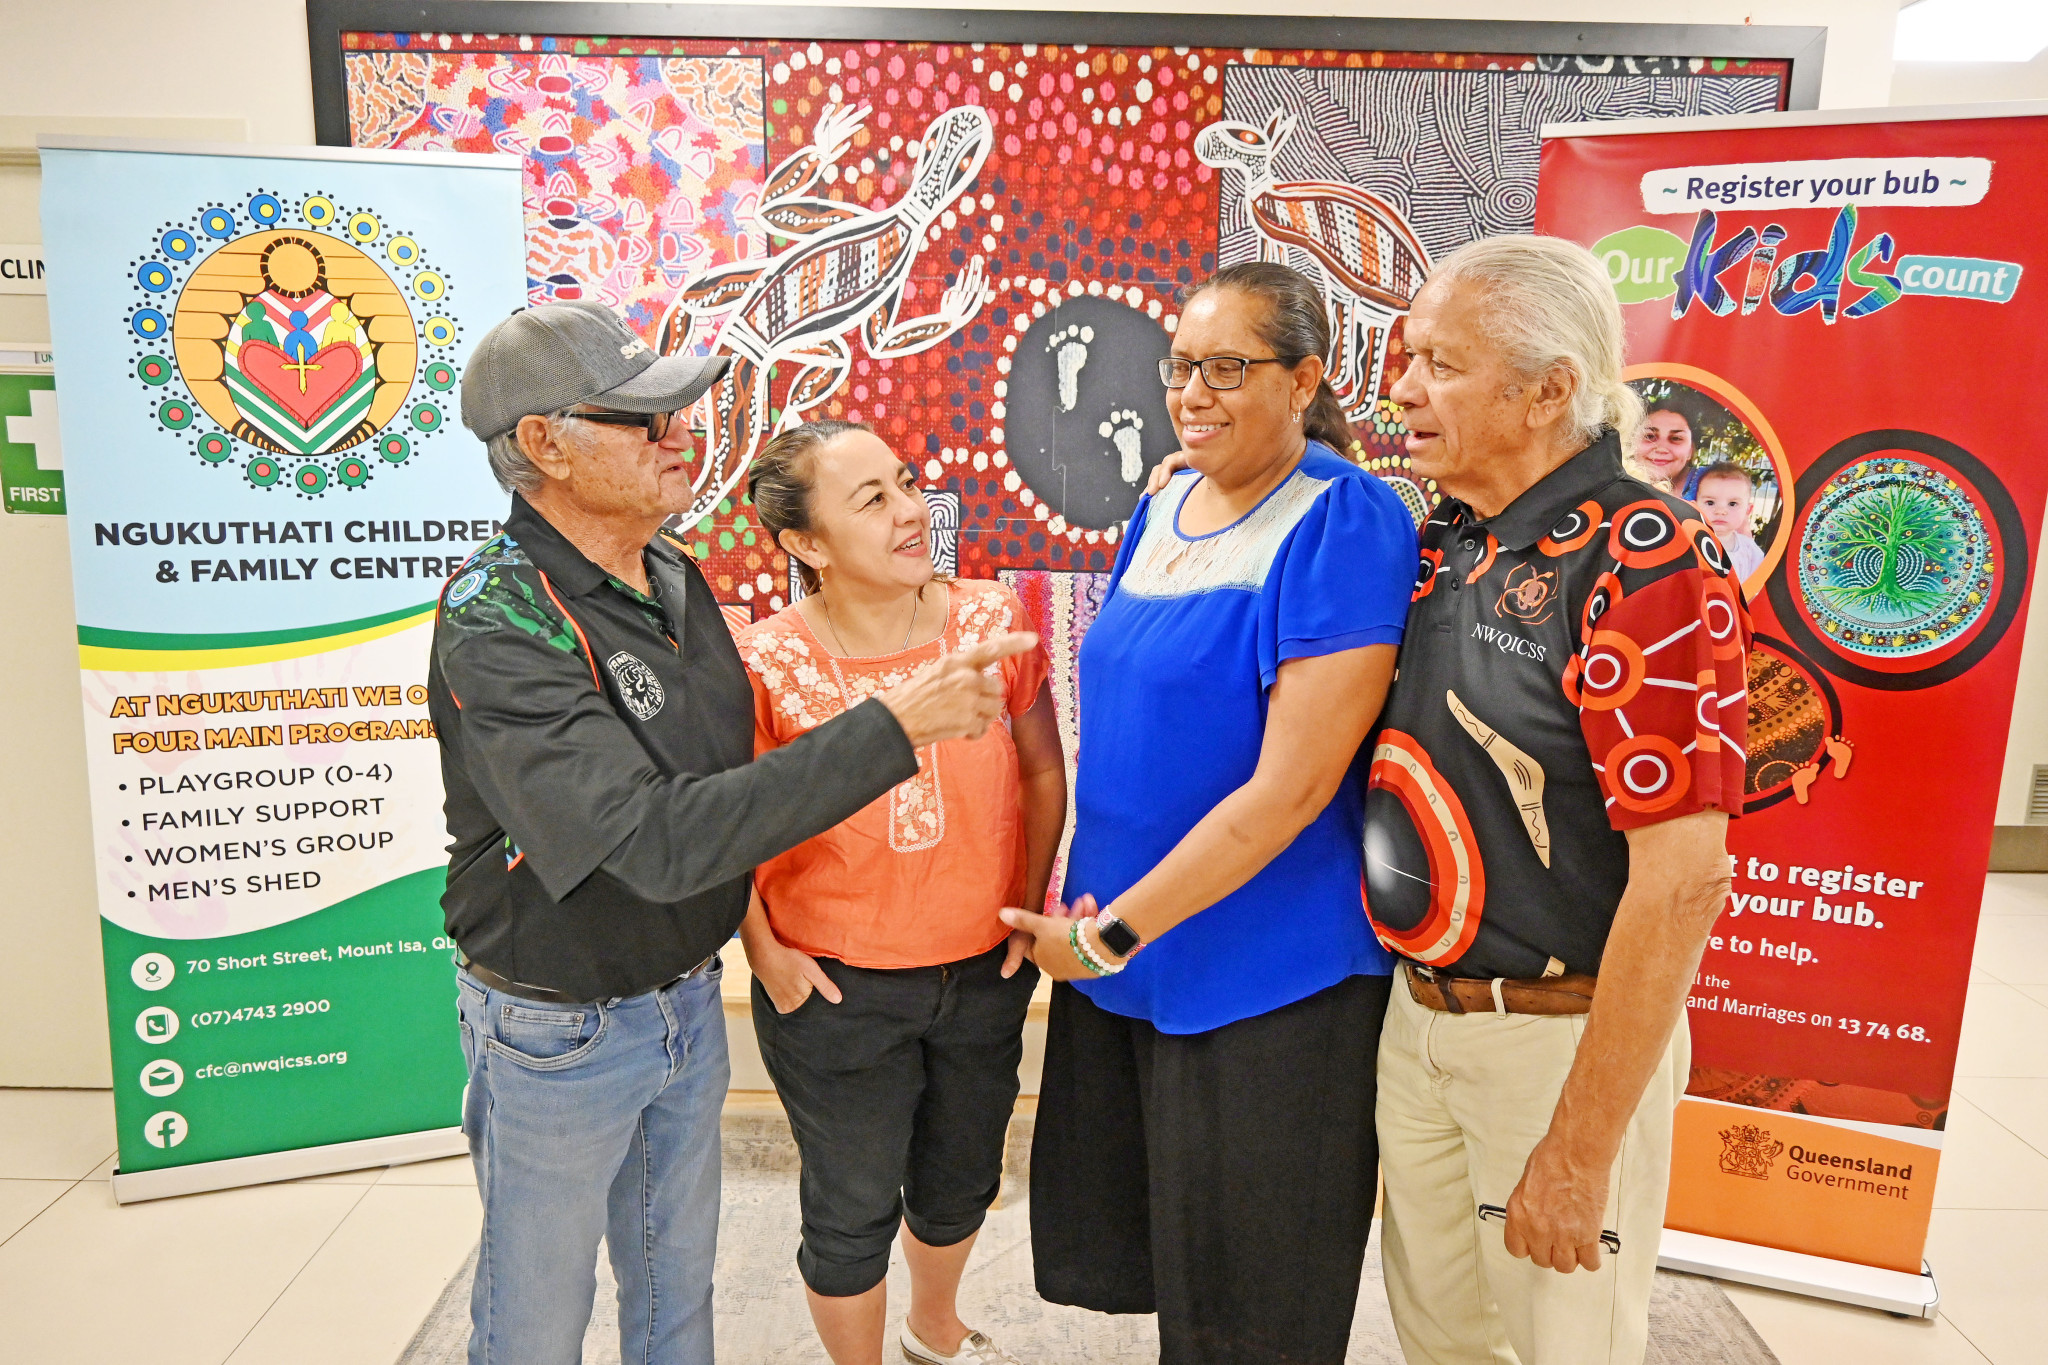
[656,102,994,523]
[1196,110,1431,422]
[172,230,417,456]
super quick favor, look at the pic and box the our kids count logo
[134,193,463,498]
[1594,157,2023,321]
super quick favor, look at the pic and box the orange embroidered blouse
[734,579,1050,969]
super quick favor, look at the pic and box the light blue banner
[42,144,526,638]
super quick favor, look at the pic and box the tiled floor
[2,876,2043,1365]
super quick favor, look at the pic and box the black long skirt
[1030,972,1390,1365]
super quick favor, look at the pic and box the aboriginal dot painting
[341,30,1787,618]
[1797,458,1996,658]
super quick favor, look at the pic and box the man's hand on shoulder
[1143,450,1192,497]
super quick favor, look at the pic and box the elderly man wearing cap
[432,301,1035,1365]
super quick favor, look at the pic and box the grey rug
[399,1114,1776,1364]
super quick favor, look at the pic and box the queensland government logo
[129,191,461,498]
[1718,1123,1786,1180]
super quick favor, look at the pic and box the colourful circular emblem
[132,188,458,495]
[447,569,487,607]
[1797,458,1993,659]
[411,270,446,302]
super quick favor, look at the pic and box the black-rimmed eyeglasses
[568,408,684,442]
[1158,355,1295,390]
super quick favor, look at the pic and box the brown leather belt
[460,954,716,1005]
[1403,964,1597,1016]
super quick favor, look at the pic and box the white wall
[0,0,1915,1086]
[1892,51,2048,109]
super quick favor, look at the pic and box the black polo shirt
[1362,431,1750,980]
[427,494,918,1001]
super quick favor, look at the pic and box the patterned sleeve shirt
[1362,429,1751,981]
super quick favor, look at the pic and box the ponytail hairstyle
[1182,261,1356,457]
[748,418,870,595]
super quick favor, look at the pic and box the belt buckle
[1416,964,1468,1015]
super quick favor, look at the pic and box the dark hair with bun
[1182,261,1356,456]
[747,418,870,595]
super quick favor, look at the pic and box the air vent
[2029,765,2048,826]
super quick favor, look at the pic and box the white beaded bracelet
[1068,917,1126,976]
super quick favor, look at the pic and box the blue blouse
[1065,443,1414,1034]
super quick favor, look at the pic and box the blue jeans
[456,960,729,1365]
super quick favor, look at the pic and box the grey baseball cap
[460,300,731,441]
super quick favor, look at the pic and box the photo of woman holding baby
[1627,377,1783,589]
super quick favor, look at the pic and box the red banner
[1538,111,2048,1273]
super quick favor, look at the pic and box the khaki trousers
[1376,964,1688,1365]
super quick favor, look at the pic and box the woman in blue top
[1000,262,1414,1365]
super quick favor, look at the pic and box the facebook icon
[142,1111,188,1149]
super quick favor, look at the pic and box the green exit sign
[0,360,62,516]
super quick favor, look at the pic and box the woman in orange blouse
[735,419,1066,1365]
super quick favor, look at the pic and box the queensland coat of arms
[132,190,458,497]
[1717,1124,1786,1180]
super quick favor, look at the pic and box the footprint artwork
[1100,409,1145,484]
[1046,324,1094,411]
[1007,297,1173,530]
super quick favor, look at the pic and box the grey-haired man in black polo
[433,302,1034,1365]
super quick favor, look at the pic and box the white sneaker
[900,1322,1027,1365]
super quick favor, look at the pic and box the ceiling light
[1895,0,2048,63]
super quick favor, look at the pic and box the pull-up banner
[1539,109,2048,1291]
[40,139,524,1201]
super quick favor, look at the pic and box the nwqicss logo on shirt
[606,651,665,720]
[131,191,460,498]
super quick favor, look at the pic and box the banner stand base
[112,1126,469,1205]
[1659,1229,1939,1318]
